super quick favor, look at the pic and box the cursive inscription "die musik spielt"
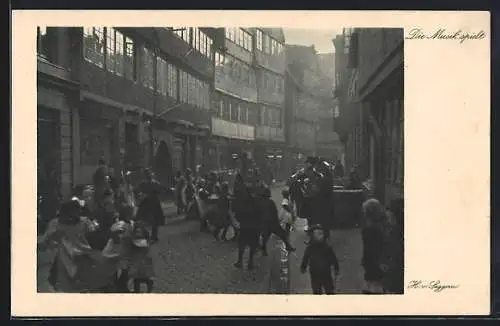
[405,28,486,44]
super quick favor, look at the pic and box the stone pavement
[286,219,365,294]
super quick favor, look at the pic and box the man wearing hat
[291,156,323,231]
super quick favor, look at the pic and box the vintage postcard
[11,10,490,316]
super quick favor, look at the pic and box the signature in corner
[405,28,486,44]
[407,280,460,293]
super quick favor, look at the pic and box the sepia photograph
[36,26,404,295]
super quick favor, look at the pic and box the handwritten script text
[405,28,486,44]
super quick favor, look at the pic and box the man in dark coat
[135,169,166,243]
[289,156,323,230]
[232,184,262,270]
[260,187,295,255]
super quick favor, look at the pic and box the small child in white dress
[279,189,295,236]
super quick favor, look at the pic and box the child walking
[300,225,340,294]
[128,220,155,293]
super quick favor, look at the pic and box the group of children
[39,184,156,293]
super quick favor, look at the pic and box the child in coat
[127,220,155,293]
[300,225,340,294]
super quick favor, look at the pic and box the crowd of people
[38,158,171,293]
[37,158,300,292]
[37,155,403,295]
[172,166,297,270]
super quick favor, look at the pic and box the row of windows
[84,27,135,80]
[295,121,316,134]
[173,27,190,43]
[225,28,253,52]
[156,57,178,99]
[256,29,284,56]
[215,51,256,87]
[214,94,260,125]
[179,68,210,111]
[172,27,213,59]
[261,70,284,94]
[260,105,282,128]
[192,28,213,58]
[83,27,209,111]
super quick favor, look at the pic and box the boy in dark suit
[300,225,340,294]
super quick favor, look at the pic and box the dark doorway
[153,140,173,189]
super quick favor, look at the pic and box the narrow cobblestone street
[37,185,365,294]
[37,187,285,294]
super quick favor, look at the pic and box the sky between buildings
[283,28,341,54]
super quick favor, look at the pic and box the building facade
[37,27,219,198]
[315,52,342,161]
[285,45,339,174]
[210,27,287,183]
[333,30,364,176]
[334,28,404,205]
[37,27,80,198]
[252,28,287,183]
[210,27,259,178]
